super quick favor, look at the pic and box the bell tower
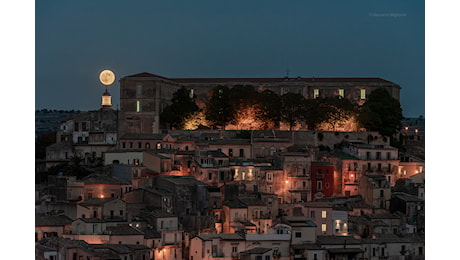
[99,69,115,108]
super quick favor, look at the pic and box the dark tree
[160,87,199,129]
[228,85,261,125]
[205,86,234,129]
[257,89,282,129]
[357,88,403,137]
[280,93,306,130]
[35,132,57,159]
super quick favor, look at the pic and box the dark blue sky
[36,0,424,117]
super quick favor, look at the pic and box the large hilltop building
[118,72,401,135]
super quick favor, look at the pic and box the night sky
[35,0,424,117]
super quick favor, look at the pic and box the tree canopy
[280,93,307,130]
[357,88,403,136]
[160,87,199,129]
[205,85,234,129]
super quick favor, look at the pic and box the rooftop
[197,233,244,241]
[82,174,130,185]
[317,235,362,245]
[35,214,73,226]
[281,216,317,227]
[159,175,208,186]
[392,192,424,202]
[119,133,166,140]
[79,198,119,207]
[107,224,144,235]
[240,247,272,255]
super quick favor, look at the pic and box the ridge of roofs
[316,235,362,245]
[106,224,145,235]
[240,247,272,254]
[123,73,399,86]
[173,77,396,84]
[35,214,73,226]
[119,133,166,140]
[124,72,171,81]
[281,216,316,227]
[82,174,130,185]
[79,197,119,206]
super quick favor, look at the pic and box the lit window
[322,224,327,233]
[314,89,319,99]
[360,89,366,99]
[136,100,141,112]
[339,88,344,98]
[322,210,327,219]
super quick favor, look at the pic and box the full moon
[99,69,115,86]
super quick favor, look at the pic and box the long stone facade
[119,72,401,135]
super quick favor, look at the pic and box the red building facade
[311,162,335,200]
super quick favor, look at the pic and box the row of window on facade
[121,141,179,150]
[365,151,394,160]
[312,88,366,99]
[133,88,367,113]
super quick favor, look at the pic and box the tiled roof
[240,247,272,254]
[119,133,166,140]
[83,174,130,185]
[317,235,362,245]
[144,209,176,218]
[124,72,171,81]
[197,150,228,158]
[173,77,397,85]
[197,233,244,241]
[291,243,323,250]
[223,200,247,209]
[299,201,333,208]
[107,224,144,235]
[365,213,401,220]
[207,138,251,145]
[142,187,172,196]
[238,197,266,206]
[281,216,317,227]
[35,214,73,226]
[78,218,106,223]
[392,192,424,202]
[142,228,162,239]
[79,198,119,207]
[160,175,208,186]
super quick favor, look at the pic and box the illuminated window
[339,88,344,98]
[322,224,327,234]
[136,100,141,112]
[360,89,366,99]
[322,210,327,219]
[314,89,319,99]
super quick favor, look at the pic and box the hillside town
[35,72,425,260]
